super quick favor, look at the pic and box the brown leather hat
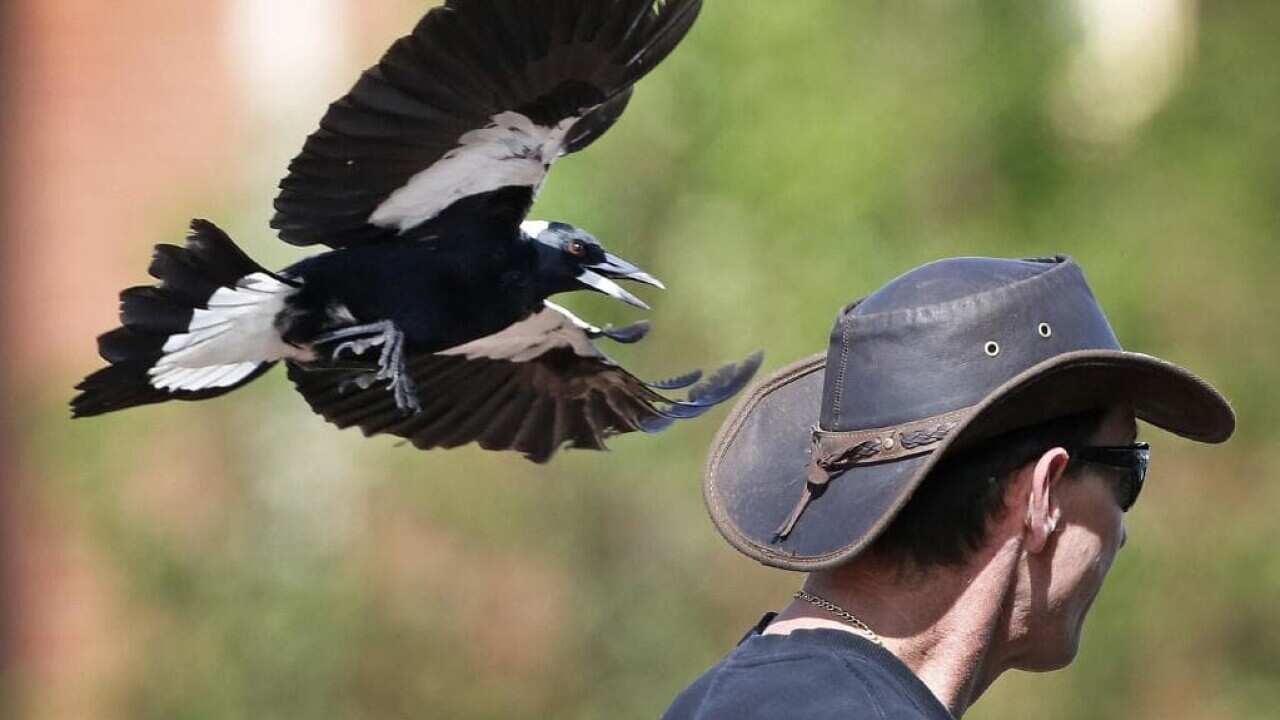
[703,256,1234,571]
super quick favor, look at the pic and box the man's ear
[1022,447,1071,554]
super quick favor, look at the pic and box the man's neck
[765,540,1024,717]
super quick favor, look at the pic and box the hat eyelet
[983,341,1001,357]
[1038,322,1053,338]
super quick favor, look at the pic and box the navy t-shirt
[662,614,954,720]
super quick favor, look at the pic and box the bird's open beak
[577,253,664,310]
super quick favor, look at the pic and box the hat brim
[703,349,1235,571]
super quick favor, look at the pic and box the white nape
[369,111,578,233]
[149,273,313,392]
[520,220,551,239]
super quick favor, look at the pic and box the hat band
[771,406,974,542]
[808,406,973,481]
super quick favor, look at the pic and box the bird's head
[524,221,664,309]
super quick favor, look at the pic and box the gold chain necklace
[793,590,882,645]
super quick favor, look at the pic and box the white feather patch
[369,111,578,233]
[520,220,550,239]
[439,302,601,363]
[542,301,602,335]
[149,273,313,392]
[150,362,262,392]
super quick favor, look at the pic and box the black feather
[648,368,702,391]
[71,220,278,418]
[272,0,704,248]
[119,286,193,335]
[596,320,650,344]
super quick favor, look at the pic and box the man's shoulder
[662,629,950,720]
[661,635,878,720]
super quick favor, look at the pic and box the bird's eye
[566,240,587,257]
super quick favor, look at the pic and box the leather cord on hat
[771,408,971,542]
[771,434,884,542]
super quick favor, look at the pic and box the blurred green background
[3,1,1277,719]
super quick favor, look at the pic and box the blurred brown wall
[5,0,238,375]
[3,2,234,717]
[1,3,421,716]
[3,0,15,705]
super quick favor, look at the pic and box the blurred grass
[14,0,1280,718]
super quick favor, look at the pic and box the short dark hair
[867,408,1106,569]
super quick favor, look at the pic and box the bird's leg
[312,322,391,360]
[312,321,421,414]
[373,326,421,414]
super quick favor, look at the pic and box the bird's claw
[338,373,379,394]
[388,372,421,415]
[316,320,421,415]
[380,336,420,415]
[332,336,384,360]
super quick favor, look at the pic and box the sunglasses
[1075,442,1149,512]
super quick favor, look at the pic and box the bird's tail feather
[71,220,300,418]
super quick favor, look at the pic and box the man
[663,256,1234,719]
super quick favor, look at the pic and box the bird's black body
[281,233,541,354]
[72,0,764,463]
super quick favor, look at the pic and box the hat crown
[854,257,1056,315]
[819,256,1121,431]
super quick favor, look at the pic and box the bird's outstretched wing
[287,304,762,463]
[272,0,703,249]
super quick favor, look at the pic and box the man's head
[1007,403,1139,669]
[854,402,1140,669]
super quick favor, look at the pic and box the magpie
[71,0,764,463]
